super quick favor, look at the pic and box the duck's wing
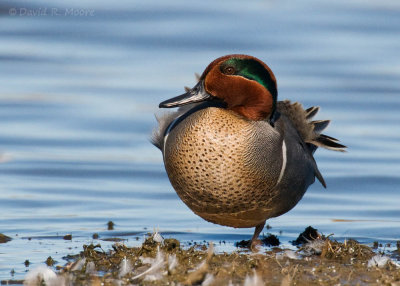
[277,100,346,153]
[276,100,346,188]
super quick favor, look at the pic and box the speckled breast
[163,107,283,228]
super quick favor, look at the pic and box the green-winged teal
[152,54,346,248]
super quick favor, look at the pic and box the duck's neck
[230,91,274,121]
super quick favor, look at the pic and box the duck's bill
[159,81,212,108]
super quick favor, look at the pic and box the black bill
[159,81,213,108]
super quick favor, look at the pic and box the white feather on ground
[153,228,164,243]
[201,273,215,286]
[368,255,391,268]
[24,265,63,286]
[168,254,178,272]
[243,271,263,286]
[276,250,301,260]
[119,257,133,278]
[185,243,214,285]
[85,261,96,275]
[302,238,326,255]
[71,258,86,271]
[134,246,165,281]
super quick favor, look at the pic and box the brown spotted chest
[163,107,282,228]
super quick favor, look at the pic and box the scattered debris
[235,233,280,248]
[261,233,280,246]
[163,238,180,251]
[45,256,55,267]
[185,243,214,285]
[4,227,400,285]
[101,237,126,242]
[63,234,72,240]
[0,233,12,243]
[302,237,326,255]
[235,239,251,248]
[320,239,374,262]
[292,226,321,246]
[107,221,115,230]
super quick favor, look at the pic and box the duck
[152,54,346,248]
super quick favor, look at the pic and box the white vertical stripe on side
[277,139,287,185]
[163,116,181,162]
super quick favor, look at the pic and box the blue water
[1,0,400,281]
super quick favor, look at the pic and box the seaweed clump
[235,233,279,248]
[292,225,321,245]
[0,233,12,243]
[261,233,280,247]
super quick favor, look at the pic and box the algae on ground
[52,232,400,285]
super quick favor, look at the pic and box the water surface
[1,0,400,281]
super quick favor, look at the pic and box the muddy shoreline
[3,227,400,286]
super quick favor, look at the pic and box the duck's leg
[250,220,266,248]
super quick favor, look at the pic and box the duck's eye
[223,66,236,75]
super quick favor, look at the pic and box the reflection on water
[1,0,400,281]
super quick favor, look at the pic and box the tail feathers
[306,107,347,152]
[305,106,320,120]
[311,134,347,152]
[311,120,330,134]
[319,133,341,143]
[306,106,346,187]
